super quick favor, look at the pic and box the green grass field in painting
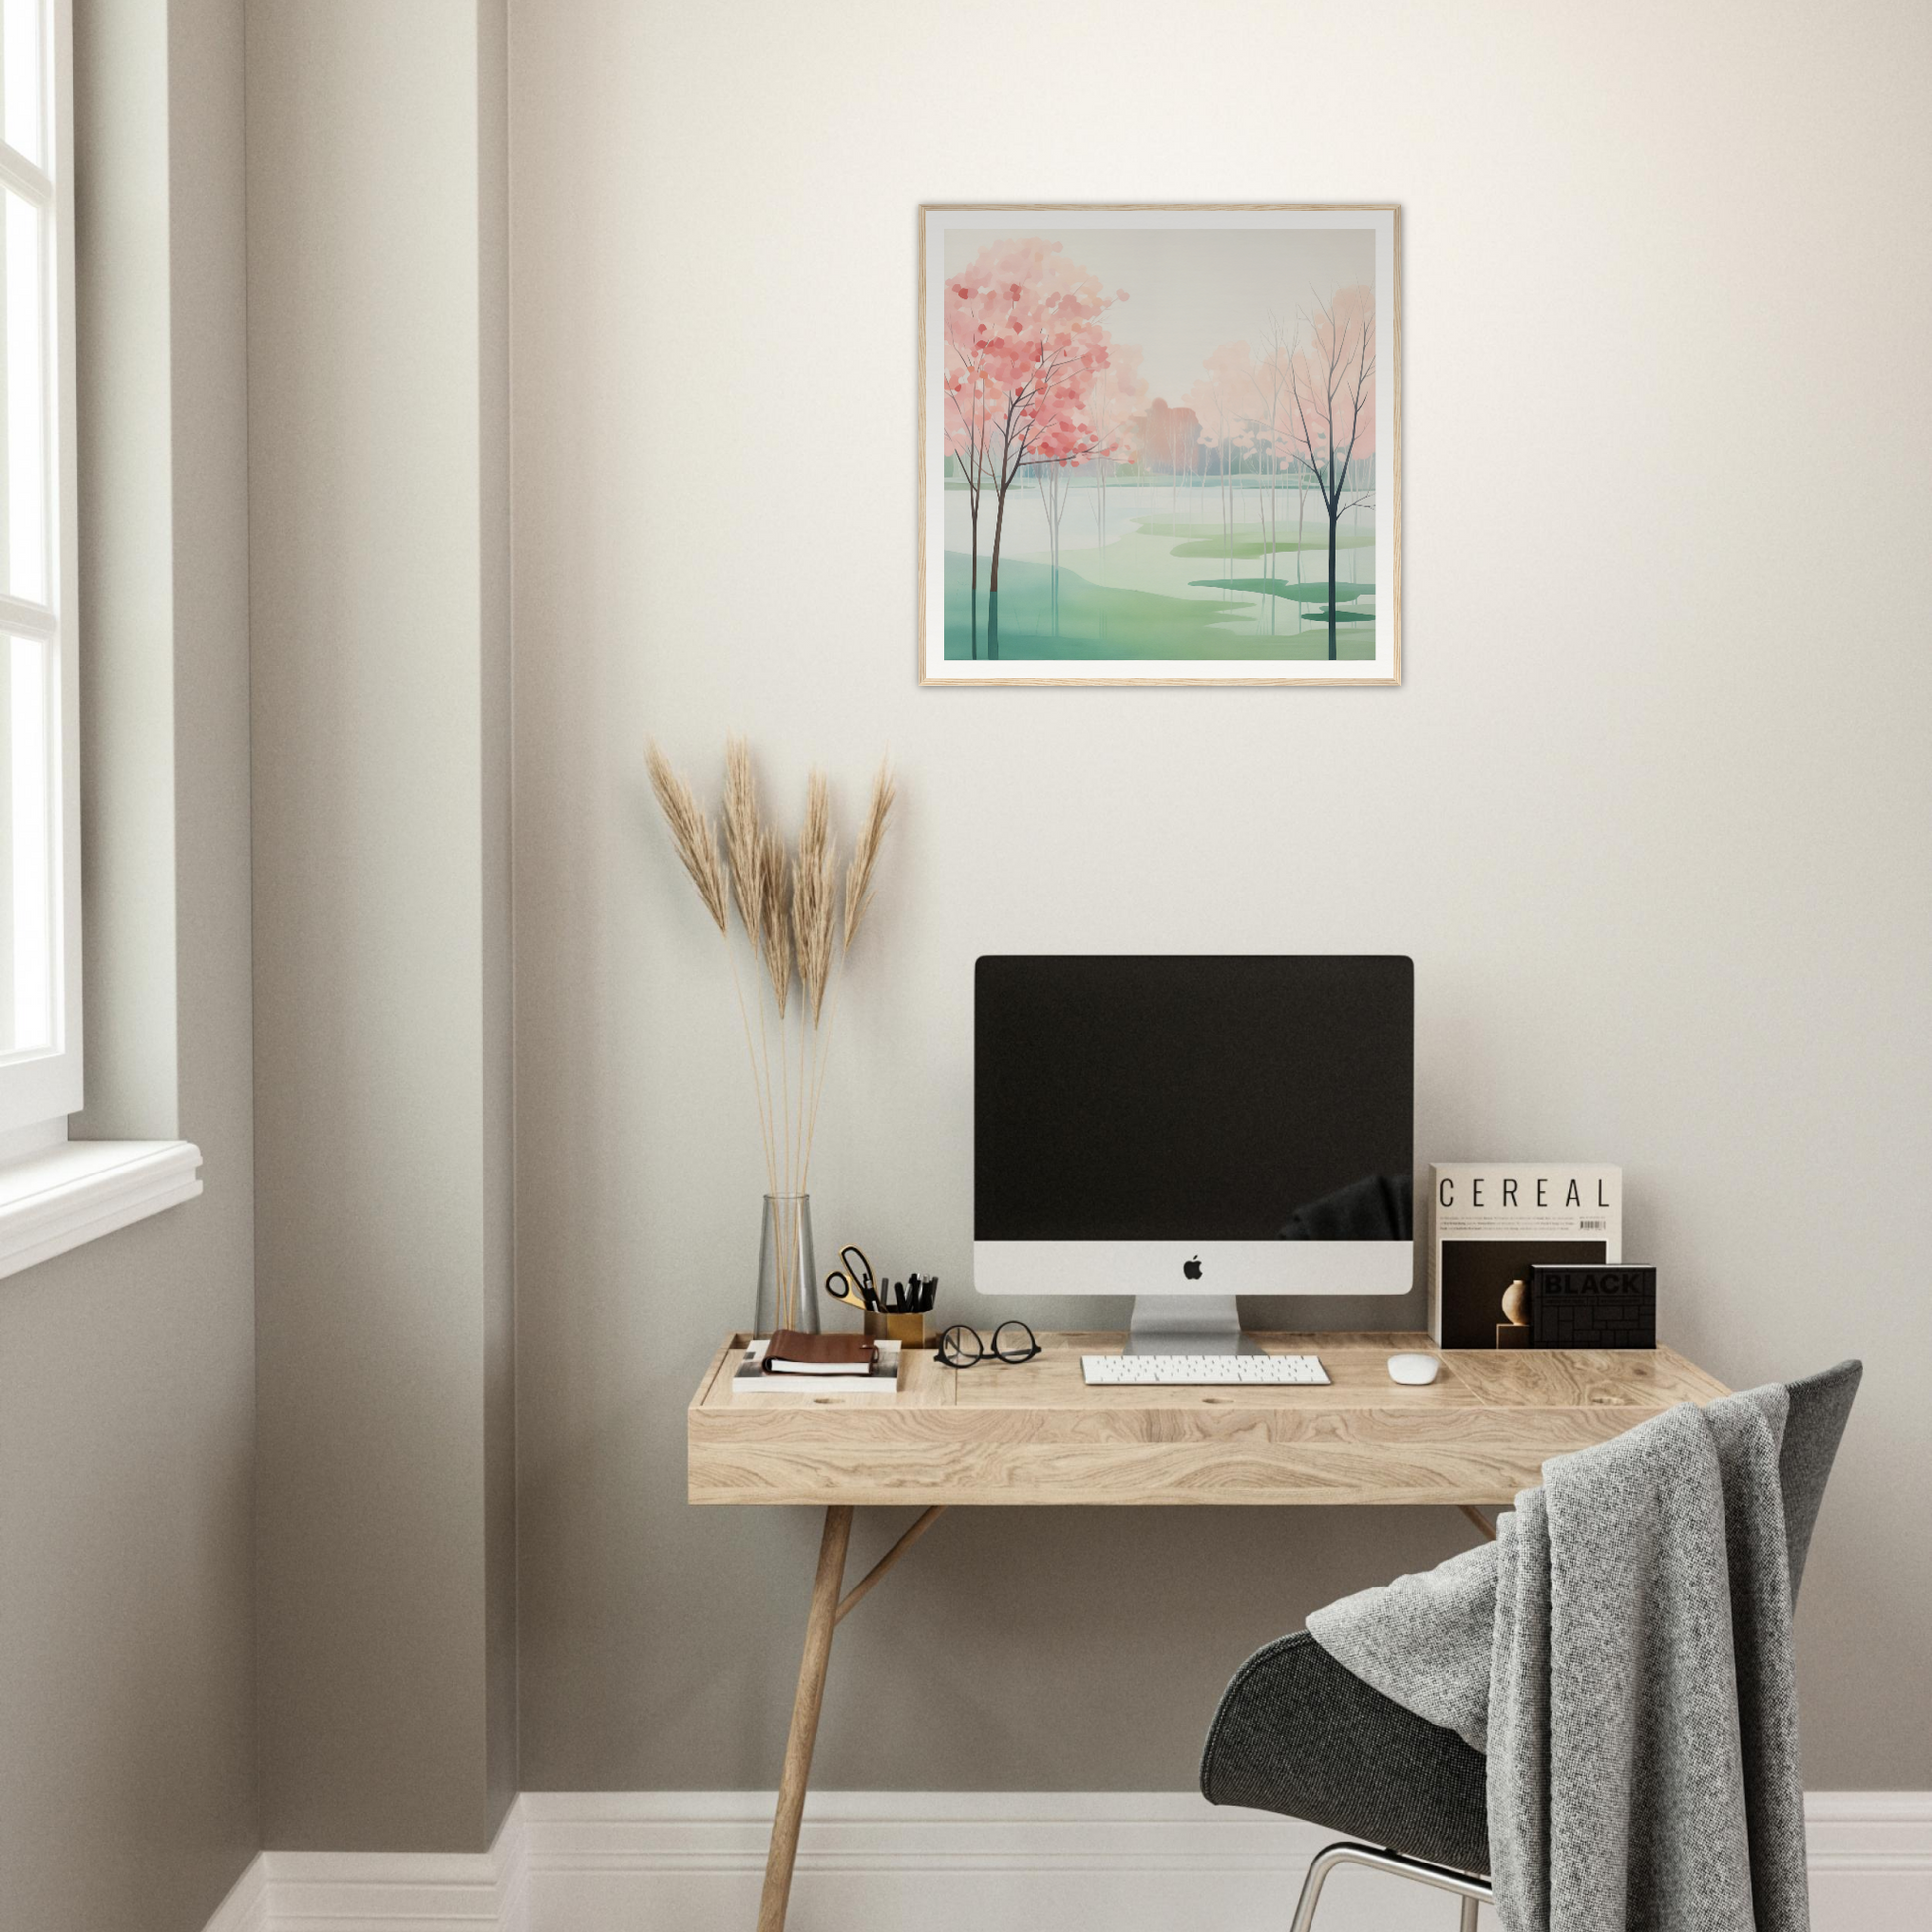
[1162,529,1375,563]
[1187,578,1375,606]
[944,553,1377,662]
[943,497,1379,663]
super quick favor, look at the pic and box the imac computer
[973,955,1415,1354]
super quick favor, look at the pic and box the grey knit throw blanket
[1307,1388,1809,1932]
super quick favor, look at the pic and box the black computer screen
[974,956,1414,1241]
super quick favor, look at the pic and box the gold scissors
[824,1244,878,1312]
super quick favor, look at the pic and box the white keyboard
[1081,1352,1329,1386]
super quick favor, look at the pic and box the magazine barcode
[1580,1218,1608,1230]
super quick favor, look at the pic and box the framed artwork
[919,204,1400,688]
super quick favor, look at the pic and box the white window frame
[0,0,79,1141]
[0,0,200,1278]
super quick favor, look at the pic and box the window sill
[0,1140,204,1282]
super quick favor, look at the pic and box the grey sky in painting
[945,225,1375,404]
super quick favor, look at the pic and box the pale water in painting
[939,221,1382,665]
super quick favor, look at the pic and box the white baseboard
[201,1809,527,1932]
[202,1852,268,1932]
[201,1789,1932,1932]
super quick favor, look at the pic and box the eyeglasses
[937,1320,1040,1368]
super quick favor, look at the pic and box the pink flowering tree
[1287,285,1376,660]
[944,240,1122,656]
[943,295,998,654]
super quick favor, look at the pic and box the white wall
[510,0,1932,1794]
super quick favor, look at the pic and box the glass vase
[754,1193,818,1338]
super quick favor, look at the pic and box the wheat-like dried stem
[791,772,837,1192]
[800,962,842,1197]
[645,741,728,935]
[759,827,793,1021]
[790,939,807,1214]
[842,759,896,949]
[726,938,777,1195]
[725,740,788,1188]
[722,736,763,940]
[802,759,895,1191]
[794,772,836,1025]
[757,828,794,1194]
[753,960,778,1202]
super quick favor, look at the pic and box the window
[0,0,200,1272]
[0,0,76,1143]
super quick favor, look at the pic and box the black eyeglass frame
[936,1320,1041,1368]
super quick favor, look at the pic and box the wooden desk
[688,1330,1728,1931]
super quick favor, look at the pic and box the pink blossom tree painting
[943,239,1123,657]
[923,207,1398,685]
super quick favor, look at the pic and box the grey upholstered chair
[1200,1361,1862,1930]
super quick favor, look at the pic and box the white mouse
[1387,1352,1442,1386]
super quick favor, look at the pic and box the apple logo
[1183,1255,1203,1280]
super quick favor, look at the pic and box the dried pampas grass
[645,741,727,935]
[645,737,896,1225]
[844,759,896,949]
[722,736,763,939]
[759,827,793,1018]
[793,773,837,1025]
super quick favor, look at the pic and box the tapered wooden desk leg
[757,1504,853,1932]
[1458,1504,1498,1542]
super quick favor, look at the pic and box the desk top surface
[687,1331,1728,1508]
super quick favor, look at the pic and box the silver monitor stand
[1124,1294,1259,1356]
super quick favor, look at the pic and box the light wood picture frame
[919,204,1401,688]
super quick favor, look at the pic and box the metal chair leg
[1288,1841,1493,1932]
[1286,1844,1348,1932]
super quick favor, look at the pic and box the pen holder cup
[866,1310,927,1349]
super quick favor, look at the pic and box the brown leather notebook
[763,1329,878,1375]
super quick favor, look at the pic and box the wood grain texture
[689,1332,1730,1508]
[835,1505,946,1625]
[756,1506,851,1932]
